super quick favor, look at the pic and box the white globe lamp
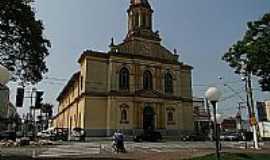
[205,87,221,102]
[205,87,222,160]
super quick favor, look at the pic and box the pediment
[116,39,179,62]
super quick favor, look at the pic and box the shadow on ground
[0,156,133,160]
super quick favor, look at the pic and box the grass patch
[186,153,270,160]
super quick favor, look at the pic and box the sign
[249,116,257,126]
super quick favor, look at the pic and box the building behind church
[53,0,194,137]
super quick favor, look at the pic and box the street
[1,141,269,159]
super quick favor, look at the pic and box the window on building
[168,111,174,122]
[121,109,127,121]
[71,85,74,97]
[73,115,77,127]
[119,67,129,90]
[165,72,173,94]
[143,70,153,90]
[167,107,176,125]
[135,13,139,27]
[78,113,81,128]
[80,76,83,90]
[142,14,146,27]
[69,117,73,130]
[120,104,129,124]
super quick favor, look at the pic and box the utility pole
[244,73,259,149]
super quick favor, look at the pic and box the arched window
[166,107,176,125]
[119,67,129,90]
[165,72,173,94]
[121,110,127,121]
[143,70,153,90]
[168,111,174,122]
[141,14,146,27]
[80,76,83,90]
[120,104,129,124]
[134,13,139,27]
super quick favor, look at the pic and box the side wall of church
[53,97,85,132]
[85,57,108,93]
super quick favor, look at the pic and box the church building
[53,0,194,137]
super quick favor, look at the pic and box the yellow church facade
[53,0,194,137]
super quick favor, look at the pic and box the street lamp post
[205,87,222,160]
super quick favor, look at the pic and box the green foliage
[222,13,270,91]
[41,103,53,118]
[0,0,51,84]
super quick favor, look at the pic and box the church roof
[78,50,108,63]
[56,71,80,101]
[77,49,192,69]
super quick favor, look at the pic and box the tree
[222,13,270,91]
[41,103,53,118]
[0,0,51,84]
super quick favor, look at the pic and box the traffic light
[16,87,24,107]
[35,91,44,109]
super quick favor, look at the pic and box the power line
[44,76,67,82]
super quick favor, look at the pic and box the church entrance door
[143,105,155,131]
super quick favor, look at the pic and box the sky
[7,0,270,119]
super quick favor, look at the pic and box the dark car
[0,131,16,141]
[50,128,68,141]
[180,134,208,141]
[134,131,162,142]
[70,128,85,141]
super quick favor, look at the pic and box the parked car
[220,132,242,141]
[0,131,16,141]
[37,130,52,139]
[50,128,68,141]
[70,128,85,141]
[180,134,209,141]
[134,131,162,142]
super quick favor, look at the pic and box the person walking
[112,130,126,153]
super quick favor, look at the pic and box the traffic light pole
[29,88,37,140]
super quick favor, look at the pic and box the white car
[37,131,51,139]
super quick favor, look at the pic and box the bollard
[99,144,102,153]
[32,150,36,158]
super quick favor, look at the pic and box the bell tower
[125,0,160,42]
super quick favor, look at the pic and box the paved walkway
[1,141,267,159]
[38,143,101,158]
[35,141,237,158]
[36,142,213,159]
